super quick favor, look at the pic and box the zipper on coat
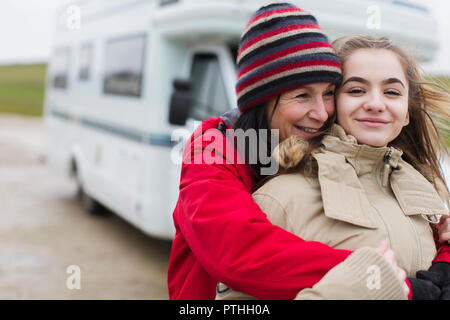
[379,147,423,273]
[382,148,393,188]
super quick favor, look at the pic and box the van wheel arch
[70,157,104,215]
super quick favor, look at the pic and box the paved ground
[0,114,171,299]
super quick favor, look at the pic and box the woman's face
[336,48,410,147]
[267,82,336,141]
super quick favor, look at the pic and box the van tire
[80,187,101,215]
[72,159,104,215]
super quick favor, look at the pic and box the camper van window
[79,43,92,81]
[160,0,178,5]
[229,44,238,66]
[189,54,230,120]
[103,34,146,97]
[52,48,70,89]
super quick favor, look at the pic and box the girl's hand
[376,240,409,296]
[438,216,450,244]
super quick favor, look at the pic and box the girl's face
[336,48,410,147]
[267,82,336,141]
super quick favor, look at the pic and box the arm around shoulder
[175,129,352,299]
[295,247,408,300]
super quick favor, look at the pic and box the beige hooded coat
[216,124,448,300]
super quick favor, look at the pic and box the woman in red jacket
[167,2,450,300]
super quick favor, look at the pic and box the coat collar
[321,124,403,176]
[313,124,447,227]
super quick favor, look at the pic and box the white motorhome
[44,0,439,240]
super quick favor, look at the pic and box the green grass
[441,119,450,148]
[425,76,450,147]
[0,64,47,116]
[427,76,450,89]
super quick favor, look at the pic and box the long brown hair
[331,35,449,202]
[275,36,449,201]
[268,36,449,204]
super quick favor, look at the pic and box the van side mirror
[168,78,192,126]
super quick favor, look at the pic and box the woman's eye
[296,93,309,99]
[324,90,335,96]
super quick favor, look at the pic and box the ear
[403,111,410,126]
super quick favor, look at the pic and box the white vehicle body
[44,0,439,239]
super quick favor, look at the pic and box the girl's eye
[385,90,401,96]
[348,88,365,94]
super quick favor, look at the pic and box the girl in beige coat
[217,35,450,300]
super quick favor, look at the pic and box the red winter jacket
[167,114,449,300]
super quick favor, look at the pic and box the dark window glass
[79,43,92,81]
[228,43,239,73]
[189,54,230,120]
[52,48,70,89]
[160,0,178,5]
[103,34,146,97]
[229,44,238,64]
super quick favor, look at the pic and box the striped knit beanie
[236,3,342,113]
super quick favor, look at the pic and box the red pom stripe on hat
[236,2,342,113]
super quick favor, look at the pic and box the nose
[308,96,331,123]
[364,92,386,113]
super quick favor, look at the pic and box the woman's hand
[438,215,450,244]
[375,240,409,296]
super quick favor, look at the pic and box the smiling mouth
[356,118,390,124]
[356,118,390,128]
[294,125,320,133]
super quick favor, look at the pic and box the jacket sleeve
[432,227,450,264]
[175,123,352,300]
[294,247,409,300]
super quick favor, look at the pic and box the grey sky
[0,0,448,75]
